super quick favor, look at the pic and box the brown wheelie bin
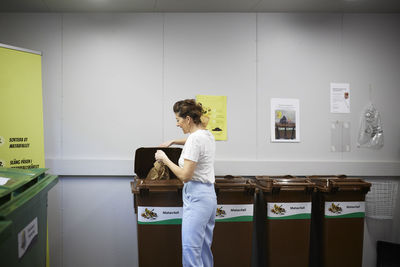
[212,175,255,267]
[254,176,314,267]
[309,177,371,267]
[131,147,183,267]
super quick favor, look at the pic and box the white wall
[1,13,400,176]
[61,14,164,160]
[163,13,257,161]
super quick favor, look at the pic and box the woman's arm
[173,138,187,145]
[155,150,195,183]
[159,138,187,147]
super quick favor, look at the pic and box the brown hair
[173,99,204,125]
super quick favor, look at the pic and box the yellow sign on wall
[0,44,45,169]
[196,95,227,141]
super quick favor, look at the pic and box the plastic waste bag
[357,103,383,149]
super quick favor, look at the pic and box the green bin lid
[0,168,48,205]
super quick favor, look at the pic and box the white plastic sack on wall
[357,103,384,149]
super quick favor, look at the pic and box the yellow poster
[0,44,45,169]
[196,95,227,141]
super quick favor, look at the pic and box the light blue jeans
[182,180,217,267]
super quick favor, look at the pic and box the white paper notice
[0,177,10,186]
[18,217,39,258]
[330,83,350,113]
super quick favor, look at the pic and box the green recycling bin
[309,177,371,267]
[0,168,58,267]
[253,176,314,267]
[212,175,255,267]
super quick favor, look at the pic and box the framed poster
[271,98,300,143]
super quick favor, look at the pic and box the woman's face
[175,113,190,134]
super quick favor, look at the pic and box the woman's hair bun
[173,99,204,125]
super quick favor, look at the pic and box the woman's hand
[159,140,174,147]
[155,150,168,163]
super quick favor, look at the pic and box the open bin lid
[134,147,182,179]
[0,168,48,204]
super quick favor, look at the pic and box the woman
[155,99,217,267]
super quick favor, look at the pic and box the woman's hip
[183,180,216,200]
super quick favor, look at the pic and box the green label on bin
[267,202,311,220]
[325,201,365,218]
[138,206,182,225]
[215,204,253,222]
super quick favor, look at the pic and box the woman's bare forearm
[163,157,195,183]
[172,138,187,145]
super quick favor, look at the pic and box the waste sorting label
[18,217,38,258]
[267,202,311,219]
[215,204,253,222]
[325,201,365,218]
[138,206,182,225]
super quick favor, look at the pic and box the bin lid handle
[215,183,251,189]
[272,181,314,187]
[144,188,183,192]
[330,180,371,189]
[131,181,184,193]
[138,184,183,189]
[217,188,253,193]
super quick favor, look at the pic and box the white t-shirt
[178,129,216,184]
